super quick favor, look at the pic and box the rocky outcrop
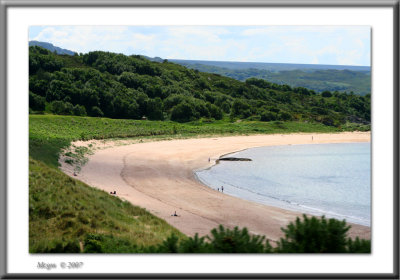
[218,157,252,161]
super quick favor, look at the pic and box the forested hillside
[29,46,370,127]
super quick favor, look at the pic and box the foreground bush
[81,216,370,253]
[140,216,370,253]
[276,215,352,253]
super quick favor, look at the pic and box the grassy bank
[29,158,184,253]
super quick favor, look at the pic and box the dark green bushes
[29,91,46,111]
[171,102,196,122]
[80,217,370,253]
[276,215,351,253]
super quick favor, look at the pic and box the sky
[29,26,371,66]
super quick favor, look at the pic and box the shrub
[231,99,252,119]
[156,233,180,253]
[275,215,351,253]
[208,104,223,120]
[322,116,335,126]
[72,104,87,116]
[206,225,266,253]
[29,91,46,111]
[321,91,333,98]
[83,234,104,253]
[260,110,277,122]
[146,97,164,120]
[171,102,196,122]
[346,237,371,253]
[90,106,104,117]
[38,238,80,253]
[278,111,292,121]
[50,100,73,115]
[179,234,210,253]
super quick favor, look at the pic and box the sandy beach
[60,132,371,242]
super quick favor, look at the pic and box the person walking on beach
[221,186,224,192]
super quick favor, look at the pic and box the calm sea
[195,142,371,226]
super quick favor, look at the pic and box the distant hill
[169,59,370,72]
[170,59,371,95]
[29,41,76,55]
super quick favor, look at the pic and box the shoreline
[194,141,370,226]
[60,132,371,242]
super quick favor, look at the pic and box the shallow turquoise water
[195,142,371,226]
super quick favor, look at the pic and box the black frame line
[0,0,398,279]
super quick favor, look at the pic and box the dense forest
[29,46,370,127]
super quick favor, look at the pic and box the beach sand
[60,132,371,242]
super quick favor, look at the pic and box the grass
[29,157,185,253]
[29,114,370,253]
[29,114,361,168]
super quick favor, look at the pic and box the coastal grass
[29,157,185,253]
[29,114,370,253]
[29,114,367,168]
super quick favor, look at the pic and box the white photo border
[1,1,399,278]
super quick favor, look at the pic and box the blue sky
[29,26,370,66]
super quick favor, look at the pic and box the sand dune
[60,132,371,242]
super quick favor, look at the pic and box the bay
[195,142,371,226]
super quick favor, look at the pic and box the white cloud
[30,25,370,66]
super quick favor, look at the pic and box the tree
[178,233,210,253]
[321,91,333,98]
[208,104,223,120]
[50,100,73,115]
[231,99,251,119]
[260,110,277,122]
[206,225,266,253]
[90,106,104,117]
[29,91,45,111]
[278,111,292,121]
[146,98,164,120]
[72,104,87,116]
[170,102,196,122]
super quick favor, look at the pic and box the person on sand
[113,190,116,195]
[221,186,224,192]
[217,188,219,192]
[208,157,210,162]
[171,211,178,217]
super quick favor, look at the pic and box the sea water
[195,142,371,226]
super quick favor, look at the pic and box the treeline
[29,46,370,127]
[42,215,371,253]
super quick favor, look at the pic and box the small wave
[195,143,371,227]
